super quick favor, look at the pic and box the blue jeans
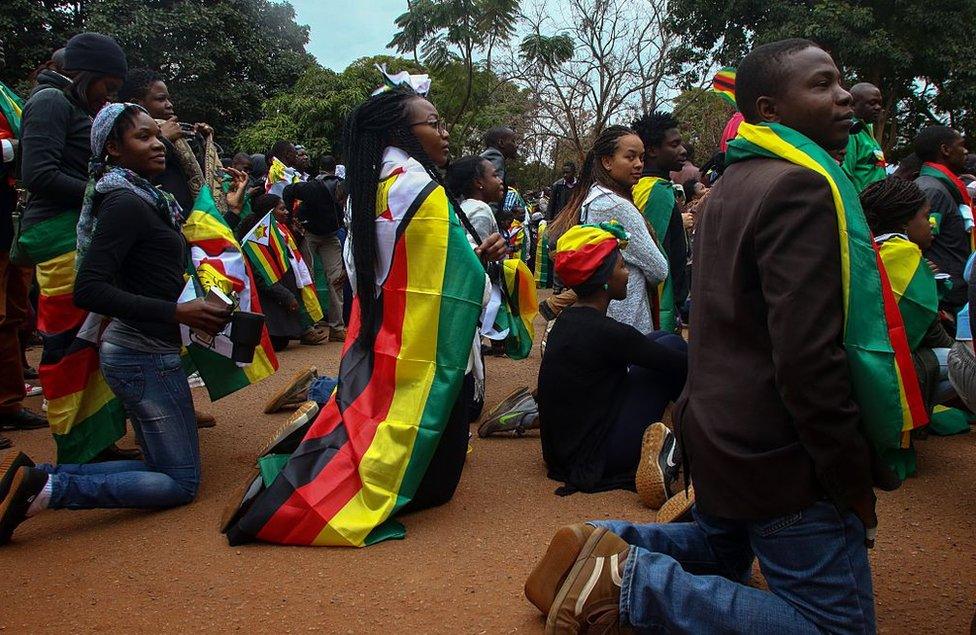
[592,501,876,633]
[36,342,200,509]
[308,375,339,405]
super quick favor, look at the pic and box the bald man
[842,82,888,192]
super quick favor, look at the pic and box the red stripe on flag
[257,230,411,544]
[873,244,928,426]
[39,345,100,399]
[37,292,85,334]
[713,76,735,92]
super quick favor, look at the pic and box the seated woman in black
[537,222,688,497]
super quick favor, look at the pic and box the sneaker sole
[543,528,616,633]
[656,485,695,524]
[0,468,29,545]
[524,524,594,614]
[635,423,668,509]
[260,402,319,457]
[481,386,531,422]
[219,466,263,535]
[263,367,317,414]
[0,451,34,501]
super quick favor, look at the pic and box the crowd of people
[0,29,973,633]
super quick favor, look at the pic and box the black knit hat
[64,32,127,78]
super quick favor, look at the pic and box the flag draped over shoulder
[223,158,486,547]
[632,176,678,332]
[240,210,323,329]
[711,67,737,108]
[726,122,928,471]
[876,235,939,349]
[483,259,538,360]
[181,186,278,400]
[19,211,125,463]
[920,162,976,252]
[266,157,302,197]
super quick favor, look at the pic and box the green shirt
[842,120,887,193]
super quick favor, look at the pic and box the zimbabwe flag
[534,220,553,288]
[181,186,278,400]
[223,151,486,547]
[240,211,323,329]
[727,122,928,473]
[632,176,678,332]
[711,67,736,108]
[483,259,538,360]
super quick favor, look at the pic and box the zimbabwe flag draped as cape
[223,149,486,547]
[19,210,125,463]
[632,176,678,332]
[483,259,538,360]
[726,122,928,468]
[181,186,278,400]
[240,210,323,329]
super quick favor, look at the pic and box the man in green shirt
[842,82,887,192]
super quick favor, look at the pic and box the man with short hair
[548,161,577,221]
[284,154,347,341]
[481,126,517,213]
[631,111,689,332]
[915,125,971,316]
[843,81,888,192]
[527,39,889,631]
[294,145,311,179]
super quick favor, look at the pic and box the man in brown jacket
[526,39,880,632]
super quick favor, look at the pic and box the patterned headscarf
[553,221,628,288]
[76,102,183,266]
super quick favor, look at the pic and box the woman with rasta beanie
[0,104,232,545]
[537,221,688,497]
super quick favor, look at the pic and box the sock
[26,477,52,517]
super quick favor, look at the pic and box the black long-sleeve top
[537,306,688,492]
[74,190,186,346]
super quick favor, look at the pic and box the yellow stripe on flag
[35,251,77,298]
[313,182,450,546]
[47,374,115,437]
[878,238,922,299]
[632,176,663,212]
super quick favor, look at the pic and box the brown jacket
[675,157,875,519]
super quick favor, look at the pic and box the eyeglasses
[410,117,448,134]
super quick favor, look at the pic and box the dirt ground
[2,308,976,633]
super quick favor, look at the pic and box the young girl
[538,222,687,496]
[446,155,504,247]
[0,104,232,544]
[547,126,668,333]
[223,86,507,546]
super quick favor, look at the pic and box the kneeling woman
[537,223,687,495]
[0,104,231,544]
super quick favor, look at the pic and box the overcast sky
[289,0,404,70]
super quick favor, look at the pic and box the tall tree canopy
[0,0,314,139]
[668,0,976,151]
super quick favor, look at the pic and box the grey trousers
[301,231,345,328]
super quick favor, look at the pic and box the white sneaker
[24,384,42,398]
[187,371,205,388]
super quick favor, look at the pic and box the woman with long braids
[223,84,507,547]
[547,126,669,334]
[0,104,232,544]
[861,178,957,462]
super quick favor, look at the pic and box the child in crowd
[0,104,232,543]
[536,222,687,496]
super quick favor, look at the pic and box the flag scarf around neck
[726,122,928,463]
[180,186,278,400]
[632,176,678,332]
[920,162,976,251]
[18,209,125,462]
[223,150,486,547]
[0,82,23,138]
[711,67,736,108]
[875,234,939,349]
[240,210,323,328]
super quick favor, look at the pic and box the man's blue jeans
[592,501,876,633]
[36,342,200,509]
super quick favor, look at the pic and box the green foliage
[0,0,314,141]
[673,88,736,163]
[668,0,976,152]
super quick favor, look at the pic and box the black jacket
[20,79,91,229]
[283,176,343,236]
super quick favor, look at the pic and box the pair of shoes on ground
[477,386,539,438]
[0,408,47,432]
[264,367,319,414]
[0,449,46,545]
[300,327,329,346]
[635,422,695,522]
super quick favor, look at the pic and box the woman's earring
[603,283,609,290]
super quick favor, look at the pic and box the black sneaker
[22,367,39,381]
[0,450,35,501]
[635,422,681,509]
[0,466,48,545]
[538,299,557,322]
[0,408,47,431]
[0,436,9,450]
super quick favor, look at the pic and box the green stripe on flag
[54,398,126,464]
[18,210,80,264]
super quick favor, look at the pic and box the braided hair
[342,86,464,345]
[548,125,637,241]
[859,177,928,236]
